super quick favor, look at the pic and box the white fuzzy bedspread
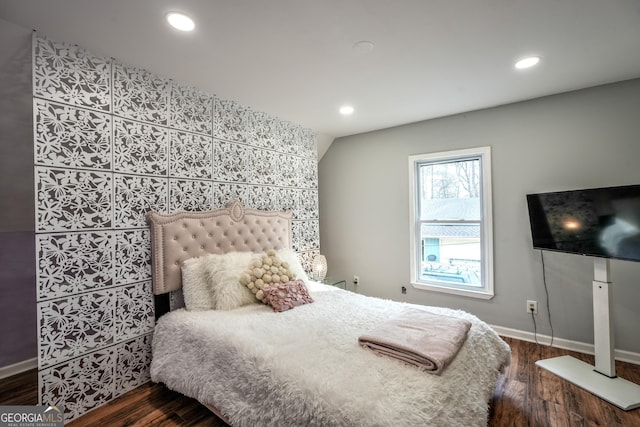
[151,284,511,427]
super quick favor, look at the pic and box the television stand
[535,257,640,411]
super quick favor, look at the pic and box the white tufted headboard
[146,200,293,295]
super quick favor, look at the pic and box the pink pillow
[262,280,314,312]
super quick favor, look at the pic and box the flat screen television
[526,184,640,262]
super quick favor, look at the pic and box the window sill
[410,281,494,300]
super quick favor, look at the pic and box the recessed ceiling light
[515,56,541,69]
[166,12,195,32]
[339,105,354,115]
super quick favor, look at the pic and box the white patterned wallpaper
[33,34,319,421]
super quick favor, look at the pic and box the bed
[147,201,511,426]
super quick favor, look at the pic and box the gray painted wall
[319,79,640,353]
[0,18,36,367]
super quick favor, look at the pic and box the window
[408,146,493,299]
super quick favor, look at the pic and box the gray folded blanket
[358,308,472,375]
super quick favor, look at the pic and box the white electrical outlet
[527,300,538,315]
[353,275,359,285]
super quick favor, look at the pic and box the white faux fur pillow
[181,256,215,311]
[203,251,260,310]
[276,248,309,283]
[182,250,304,311]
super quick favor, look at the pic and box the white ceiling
[1,0,640,141]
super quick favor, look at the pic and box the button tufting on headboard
[146,201,293,295]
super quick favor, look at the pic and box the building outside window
[408,146,493,299]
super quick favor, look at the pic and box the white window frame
[408,146,494,299]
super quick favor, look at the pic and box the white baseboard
[491,325,640,366]
[0,358,37,379]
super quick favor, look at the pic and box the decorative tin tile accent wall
[33,34,319,421]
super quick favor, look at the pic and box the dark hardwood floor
[489,338,640,426]
[3,337,640,426]
[0,366,37,406]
